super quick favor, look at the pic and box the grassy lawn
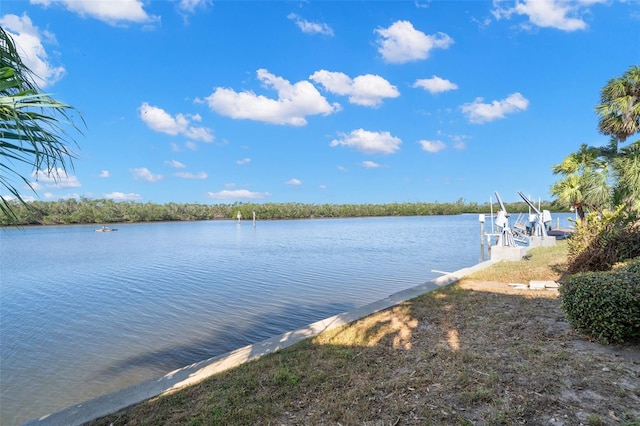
[91,241,640,425]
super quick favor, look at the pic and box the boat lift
[494,191,516,247]
[517,191,552,238]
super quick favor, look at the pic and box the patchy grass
[91,242,640,425]
[468,241,569,283]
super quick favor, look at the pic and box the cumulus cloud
[330,129,401,154]
[413,76,458,94]
[206,189,269,199]
[104,192,142,200]
[450,134,469,150]
[288,13,334,36]
[0,14,65,88]
[31,169,81,188]
[236,158,251,165]
[166,160,186,169]
[30,0,158,25]
[130,167,163,182]
[285,178,302,185]
[375,20,453,64]
[362,160,381,168]
[174,171,207,179]
[204,69,340,126]
[310,70,400,107]
[139,103,214,142]
[1,194,36,203]
[492,0,603,31]
[419,140,446,153]
[178,0,211,14]
[100,170,110,178]
[461,92,529,124]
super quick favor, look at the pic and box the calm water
[0,214,573,425]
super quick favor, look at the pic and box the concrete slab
[529,280,547,290]
[530,280,559,289]
[490,246,529,261]
[528,236,557,248]
[24,259,498,426]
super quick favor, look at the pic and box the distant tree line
[0,197,560,226]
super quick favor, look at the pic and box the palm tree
[0,27,83,218]
[596,64,640,143]
[611,140,640,210]
[551,144,610,222]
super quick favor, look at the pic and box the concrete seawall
[24,259,497,426]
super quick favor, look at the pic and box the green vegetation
[551,64,640,345]
[0,197,560,226]
[566,206,640,274]
[560,258,640,344]
[0,27,84,219]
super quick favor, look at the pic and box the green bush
[560,258,640,344]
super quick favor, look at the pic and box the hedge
[560,258,640,344]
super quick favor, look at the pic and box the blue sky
[2,0,638,205]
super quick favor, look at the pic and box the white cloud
[31,168,81,188]
[450,134,469,150]
[206,189,269,199]
[285,178,302,185]
[104,192,142,200]
[413,76,458,94]
[100,170,110,178]
[362,160,381,168]
[139,103,214,142]
[178,0,211,14]
[166,160,186,169]
[287,13,334,36]
[174,171,207,179]
[330,129,402,155]
[375,20,453,64]
[419,140,446,153]
[492,0,603,31]
[30,0,158,26]
[310,70,400,107]
[454,141,467,150]
[236,158,251,165]
[1,194,36,203]
[204,69,340,126]
[461,92,529,124]
[130,167,163,182]
[0,14,65,88]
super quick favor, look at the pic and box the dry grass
[90,242,640,425]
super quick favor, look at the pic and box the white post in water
[479,214,486,262]
[237,211,242,223]
[252,211,256,228]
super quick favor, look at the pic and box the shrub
[560,258,640,344]
[567,207,640,274]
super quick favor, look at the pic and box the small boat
[95,226,118,232]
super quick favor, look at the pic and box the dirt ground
[445,280,640,425]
